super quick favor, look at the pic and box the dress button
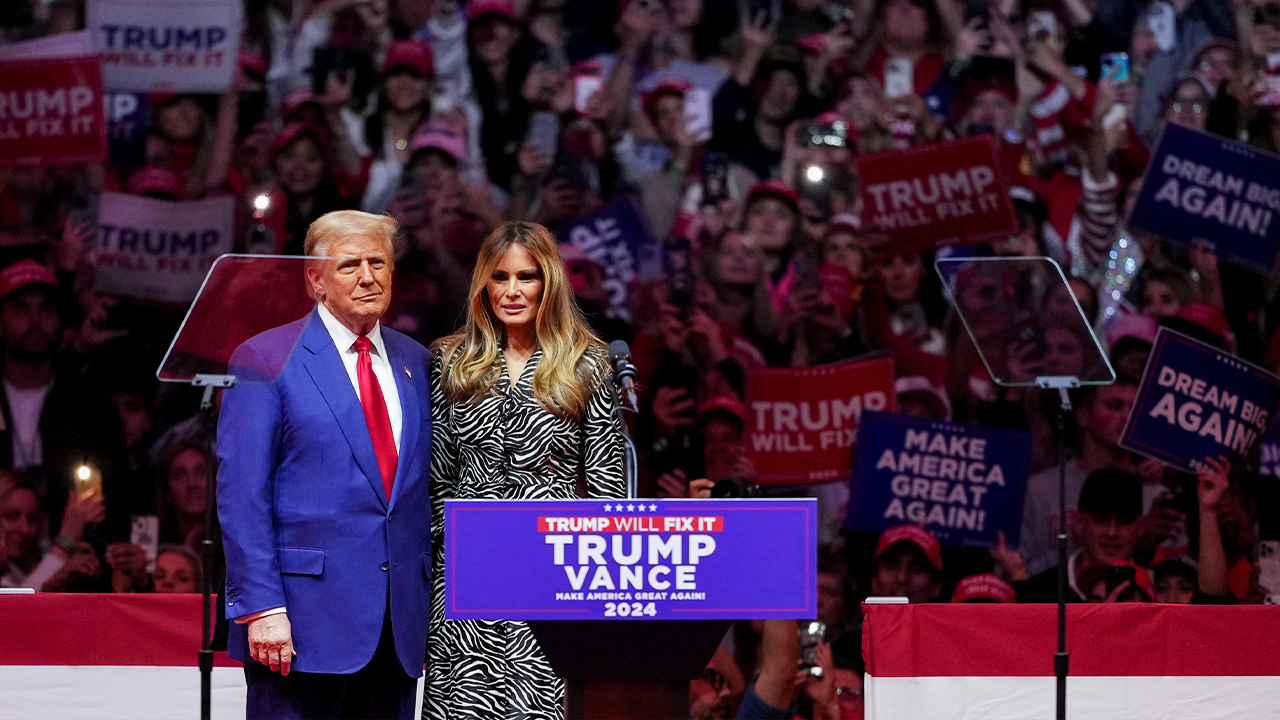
[380,561,390,571]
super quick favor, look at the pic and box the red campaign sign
[0,55,106,168]
[855,135,1017,251]
[747,354,896,485]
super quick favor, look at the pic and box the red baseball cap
[127,165,185,199]
[467,0,518,22]
[383,39,435,78]
[823,213,861,239]
[641,78,691,119]
[874,524,943,572]
[1105,312,1158,348]
[797,33,824,55]
[409,121,467,160]
[698,394,746,425]
[0,260,57,301]
[952,573,1016,603]
[1176,302,1231,342]
[746,179,800,211]
[271,123,328,158]
[1076,559,1154,601]
[239,50,268,78]
[281,88,322,122]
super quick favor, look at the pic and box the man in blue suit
[217,210,432,719]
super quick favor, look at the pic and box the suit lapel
[300,311,387,509]
[385,331,419,510]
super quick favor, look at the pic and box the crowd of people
[3,0,1280,718]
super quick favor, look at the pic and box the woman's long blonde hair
[433,221,604,420]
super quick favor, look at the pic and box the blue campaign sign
[1121,327,1280,473]
[444,498,816,621]
[1259,427,1280,478]
[105,92,148,169]
[557,198,661,323]
[1127,123,1280,274]
[845,411,1032,547]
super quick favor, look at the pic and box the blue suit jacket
[217,309,432,676]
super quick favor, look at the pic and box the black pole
[199,383,217,720]
[1054,387,1071,720]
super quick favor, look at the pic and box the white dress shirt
[316,303,403,451]
[236,305,404,626]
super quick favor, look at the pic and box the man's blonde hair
[304,210,399,258]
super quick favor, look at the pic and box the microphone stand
[608,368,640,500]
[1037,376,1078,720]
[193,372,235,720]
[608,343,641,499]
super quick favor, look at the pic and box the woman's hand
[42,542,101,592]
[796,641,839,720]
[989,531,1027,582]
[1188,240,1220,282]
[954,17,992,61]
[107,542,150,593]
[58,488,106,545]
[1197,455,1231,510]
[686,309,728,368]
[58,217,95,273]
[651,386,696,437]
[72,294,130,354]
[656,468,690,498]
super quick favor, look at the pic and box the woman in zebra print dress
[424,221,626,719]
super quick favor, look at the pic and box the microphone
[608,340,639,412]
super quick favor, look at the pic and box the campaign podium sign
[1127,123,1280,274]
[846,411,1033,547]
[444,498,816,621]
[854,135,1018,251]
[1120,328,1280,473]
[747,354,896,485]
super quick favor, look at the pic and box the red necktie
[353,336,397,500]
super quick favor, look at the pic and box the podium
[444,498,817,720]
[530,619,731,719]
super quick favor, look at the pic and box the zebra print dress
[424,344,626,720]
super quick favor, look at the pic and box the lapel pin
[404,366,412,378]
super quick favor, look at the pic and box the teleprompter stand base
[528,620,732,720]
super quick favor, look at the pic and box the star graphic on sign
[604,504,613,512]
[649,504,657,511]
[627,503,636,511]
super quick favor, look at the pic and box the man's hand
[248,614,296,675]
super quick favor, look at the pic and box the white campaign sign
[87,0,242,92]
[94,192,233,303]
